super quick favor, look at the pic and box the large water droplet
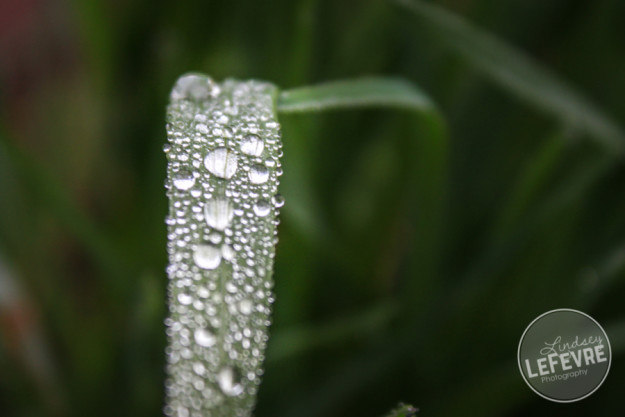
[204,148,238,179]
[172,171,195,190]
[217,366,244,397]
[253,199,271,217]
[194,327,216,347]
[193,244,222,269]
[240,134,264,156]
[170,74,218,102]
[249,164,269,184]
[204,198,234,230]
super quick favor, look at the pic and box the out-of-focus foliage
[0,0,624,416]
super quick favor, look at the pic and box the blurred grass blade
[581,241,625,308]
[384,403,419,417]
[605,319,625,355]
[267,302,396,364]
[0,127,128,286]
[492,131,565,240]
[277,77,437,113]
[394,0,625,153]
[277,77,448,313]
[453,154,614,311]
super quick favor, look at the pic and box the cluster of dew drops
[163,74,284,417]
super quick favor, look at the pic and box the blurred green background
[1,0,624,416]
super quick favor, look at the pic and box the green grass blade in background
[492,130,566,240]
[277,77,448,313]
[0,127,129,289]
[277,77,437,113]
[394,0,625,153]
[383,403,419,417]
[605,319,625,355]
[267,301,396,364]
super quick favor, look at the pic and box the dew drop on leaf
[204,197,234,230]
[172,171,196,190]
[204,147,238,179]
[249,164,269,184]
[253,199,271,217]
[240,134,264,156]
[177,293,193,305]
[272,194,285,208]
[170,74,219,102]
[194,327,217,348]
[239,299,253,315]
[217,366,244,397]
[193,244,222,270]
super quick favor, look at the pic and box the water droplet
[178,293,193,305]
[176,406,189,417]
[272,194,285,208]
[221,244,235,261]
[193,244,222,270]
[172,171,195,190]
[194,328,216,347]
[253,199,271,217]
[170,74,218,102]
[204,198,234,230]
[217,367,244,397]
[193,362,206,376]
[240,134,264,156]
[204,148,238,179]
[249,164,269,184]
[208,232,222,244]
[239,299,253,315]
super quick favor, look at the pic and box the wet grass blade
[394,0,625,153]
[165,74,283,417]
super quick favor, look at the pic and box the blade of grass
[281,339,403,417]
[277,77,437,114]
[266,301,396,364]
[579,241,625,308]
[452,154,615,313]
[383,403,419,417]
[492,130,566,240]
[394,0,625,153]
[165,75,284,416]
[432,363,527,417]
[605,319,625,355]
[0,127,131,292]
[277,78,448,315]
